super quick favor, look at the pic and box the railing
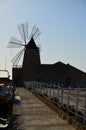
[24,81,86,125]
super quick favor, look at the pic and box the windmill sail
[11,49,24,64]
[7,22,41,66]
[29,25,41,41]
[17,22,28,44]
[8,37,24,48]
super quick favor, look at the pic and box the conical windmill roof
[26,37,38,49]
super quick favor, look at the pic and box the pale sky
[0,0,86,78]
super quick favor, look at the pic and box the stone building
[12,38,86,87]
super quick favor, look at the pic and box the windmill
[7,22,41,67]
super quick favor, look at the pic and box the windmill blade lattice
[8,37,24,48]
[13,50,24,66]
[11,49,24,66]
[29,25,41,41]
[17,22,28,44]
[33,27,41,40]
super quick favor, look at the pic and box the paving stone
[12,88,75,130]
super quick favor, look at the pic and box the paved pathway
[12,88,75,130]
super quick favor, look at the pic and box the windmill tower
[8,23,41,85]
[23,36,41,68]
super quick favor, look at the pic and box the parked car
[0,83,15,128]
